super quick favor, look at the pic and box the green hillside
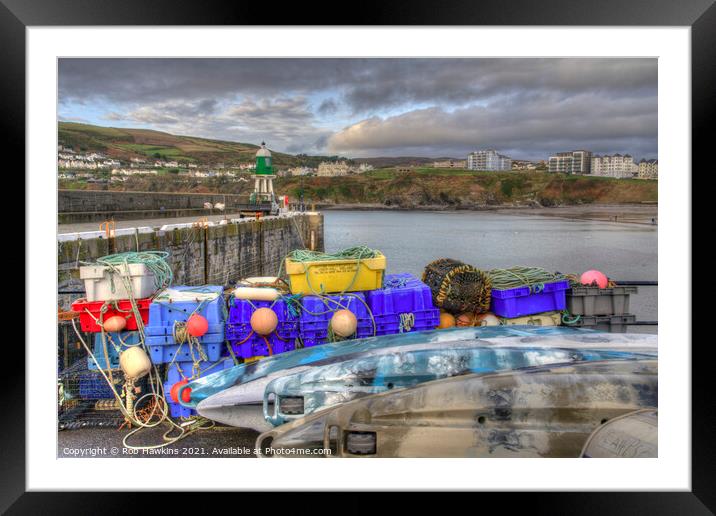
[277,168,658,208]
[57,122,333,167]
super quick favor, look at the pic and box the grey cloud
[317,98,339,115]
[59,58,656,113]
[59,58,657,158]
[327,92,657,159]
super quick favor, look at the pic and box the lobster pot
[421,258,492,314]
[58,358,152,431]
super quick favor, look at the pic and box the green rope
[561,309,582,325]
[487,266,565,293]
[93,251,173,292]
[285,246,382,263]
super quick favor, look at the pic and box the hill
[60,167,657,209]
[276,168,657,208]
[57,122,338,167]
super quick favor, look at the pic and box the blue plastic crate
[148,337,225,364]
[87,331,142,370]
[146,285,226,337]
[163,381,197,418]
[162,358,228,418]
[490,279,570,318]
[166,359,227,384]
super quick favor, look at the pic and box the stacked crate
[490,279,571,319]
[364,273,440,336]
[66,263,159,429]
[300,293,375,346]
[225,297,300,360]
[564,285,638,333]
[145,285,227,417]
[87,331,142,371]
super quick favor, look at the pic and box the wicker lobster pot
[421,258,492,314]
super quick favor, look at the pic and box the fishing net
[422,258,492,314]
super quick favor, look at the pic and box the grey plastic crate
[566,286,638,316]
[567,314,637,333]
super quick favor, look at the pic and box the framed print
[5,0,712,510]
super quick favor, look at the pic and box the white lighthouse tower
[252,142,275,203]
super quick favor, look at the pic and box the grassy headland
[279,168,657,209]
[61,167,657,210]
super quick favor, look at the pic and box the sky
[58,58,657,160]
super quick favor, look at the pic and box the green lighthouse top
[255,142,273,175]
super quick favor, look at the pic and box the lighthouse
[252,142,275,203]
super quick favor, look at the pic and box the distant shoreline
[318,202,658,225]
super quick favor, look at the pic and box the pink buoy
[580,270,608,289]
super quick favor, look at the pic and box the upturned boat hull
[257,359,657,458]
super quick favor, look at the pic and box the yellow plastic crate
[285,254,386,295]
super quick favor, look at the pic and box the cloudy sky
[58,58,657,160]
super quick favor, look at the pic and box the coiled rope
[92,251,173,293]
[487,266,565,293]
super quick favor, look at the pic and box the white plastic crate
[79,263,157,302]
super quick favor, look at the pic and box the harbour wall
[58,189,254,223]
[57,212,324,309]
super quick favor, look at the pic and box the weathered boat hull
[257,359,657,458]
[580,408,658,458]
[183,326,657,409]
[261,347,656,427]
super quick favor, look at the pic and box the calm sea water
[323,210,657,330]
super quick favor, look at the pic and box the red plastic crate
[71,298,152,333]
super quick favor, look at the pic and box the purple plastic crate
[299,293,376,345]
[365,274,440,335]
[228,333,296,359]
[490,279,570,318]
[225,298,298,340]
[226,297,299,359]
[372,309,440,336]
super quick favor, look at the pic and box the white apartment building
[466,150,512,171]
[637,159,658,180]
[317,161,350,177]
[548,150,592,174]
[591,154,638,178]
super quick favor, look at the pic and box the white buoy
[119,347,152,380]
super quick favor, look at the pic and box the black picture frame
[5,0,710,511]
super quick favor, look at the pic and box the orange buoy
[102,315,127,333]
[438,312,456,329]
[186,314,209,337]
[169,379,188,403]
[580,270,609,289]
[331,309,358,337]
[250,307,278,336]
[181,386,192,403]
[475,313,500,326]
